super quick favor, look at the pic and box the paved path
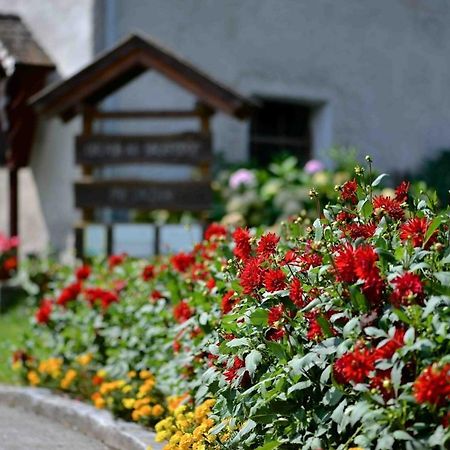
[0,403,114,450]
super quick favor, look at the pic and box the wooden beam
[8,168,18,237]
[92,109,200,119]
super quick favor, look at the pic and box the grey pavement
[0,403,114,450]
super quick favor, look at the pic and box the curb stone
[0,385,164,450]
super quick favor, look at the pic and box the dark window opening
[250,99,312,166]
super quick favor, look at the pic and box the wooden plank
[75,180,212,211]
[75,132,212,166]
[92,109,199,119]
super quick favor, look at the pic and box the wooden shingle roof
[0,14,54,74]
[30,33,257,121]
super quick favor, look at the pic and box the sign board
[76,132,212,166]
[75,180,212,211]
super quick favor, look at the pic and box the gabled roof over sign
[0,14,54,75]
[30,33,257,121]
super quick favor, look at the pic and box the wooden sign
[76,132,212,166]
[75,180,212,211]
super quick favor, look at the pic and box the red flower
[171,252,195,272]
[173,340,181,353]
[289,278,304,308]
[142,264,155,281]
[266,328,286,341]
[206,278,216,290]
[344,223,377,240]
[75,265,91,281]
[282,250,300,265]
[400,217,437,248]
[268,305,284,326]
[108,253,126,268]
[334,245,357,283]
[341,179,358,204]
[173,300,193,323]
[298,252,323,272]
[224,356,246,382]
[373,328,405,361]
[413,363,450,407]
[373,196,404,220]
[305,310,336,341]
[204,223,227,240]
[264,269,286,292]
[390,272,424,307]
[35,299,53,324]
[221,290,238,314]
[354,245,379,281]
[333,346,375,384]
[84,287,118,309]
[232,228,252,261]
[256,233,280,259]
[56,281,82,307]
[3,256,17,273]
[370,369,394,401]
[239,258,263,294]
[150,290,163,302]
[395,181,410,203]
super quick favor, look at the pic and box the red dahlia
[264,269,287,292]
[413,363,450,407]
[390,272,424,307]
[56,281,82,307]
[75,265,91,281]
[173,300,193,323]
[373,196,404,220]
[340,179,358,204]
[204,223,227,240]
[171,252,195,272]
[334,244,357,283]
[395,181,410,203]
[221,290,238,314]
[333,346,375,384]
[239,258,263,294]
[142,264,155,281]
[256,232,280,259]
[35,299,53,324]
[268,304,284,326]
[373,328,405,361]
[108,253,126,268]
[400,217,437,248]
[289,278,304,308]
[232,227,252,261]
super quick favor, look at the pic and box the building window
[250,98,312,166]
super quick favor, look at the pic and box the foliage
[13,166,450,449]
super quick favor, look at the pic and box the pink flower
[229,169,255,189]
[304,159,325,174]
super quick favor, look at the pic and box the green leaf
[287,380,312,395]
[434,271,450,286]
[372,173,388,187]
[424,215,442,245]
[393,430,413,440]
[255,441,280,450]
[250,309,269,326]
[313,218,323,242]
[227,337,250,348]
[316,315,334,338]
[245,349,262,375]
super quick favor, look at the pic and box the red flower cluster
[289,278,304,308]
[334,244,384,304]
[171,252,195,273]
[221,290,238,314]
[56,281,81,307]
[305,310,336,341]
[239,258,263,295]
[108,253,126,269]
[224,356,248,384]
[173,300,193,323]
[232,228,251,261]
[395,181,410,203]
[75,265,91,281]
[35,299,52,324]
[390,272,424,307]
[142,264,155,281]
[204,223,227,241]
[84,288,118,310]
[413,363,450,407]
[340,179,358,204]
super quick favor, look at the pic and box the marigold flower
[413,363,450,406]
[27,370,40,386]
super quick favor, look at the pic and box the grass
[0,301,32,384]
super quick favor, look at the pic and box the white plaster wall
[102,0,450,171]
[0,0,94,253]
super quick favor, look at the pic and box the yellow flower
[122,384,132,394]
[122,398,135,409]
[139,405,152,417]
[128,370,137,378]
[12,361,22,371]
[91,392,106,409]
[27,370,40,386]
[38,358,63,379]
[76,353,93,366]
[60,369,77,390]
[139,370,153,380]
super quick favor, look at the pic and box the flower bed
[0,233,18,281]
[13,168,450,449]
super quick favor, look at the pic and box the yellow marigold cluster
[137,370,156,398]
[38,357,63,379]
[60,369,77,389]
[155,399,217,450]
[76,353,93,366]
[27,370,40,386]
